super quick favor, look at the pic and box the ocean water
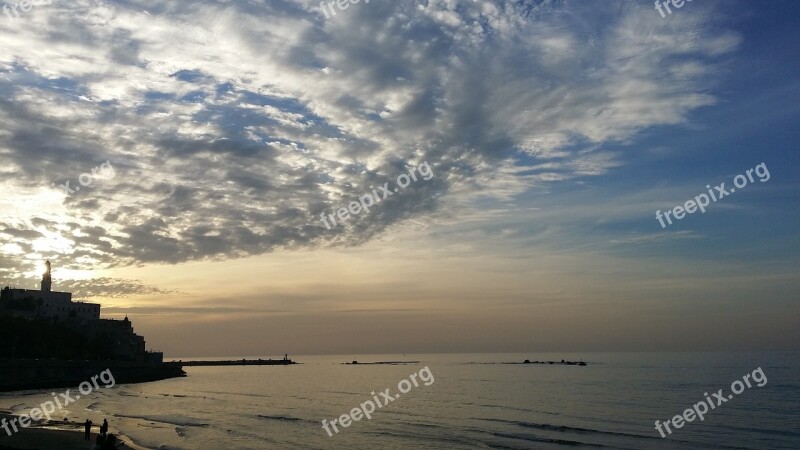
[1,352,798,449]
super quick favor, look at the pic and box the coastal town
[0,261,184,392]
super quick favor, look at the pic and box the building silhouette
[0,260,100,326]
[0,261,160,363]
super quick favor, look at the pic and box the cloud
[59,277,179,299]
[0,0,740,273]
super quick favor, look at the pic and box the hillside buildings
[0,261,158,363]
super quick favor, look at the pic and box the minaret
[41,260,52,292]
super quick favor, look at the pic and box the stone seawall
[0,359,186,392]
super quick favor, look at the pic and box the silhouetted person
[101,434,118,450]
[91,434,105,450]
[84,419,93,440]
[100,418,109,437]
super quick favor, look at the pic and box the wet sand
[0,413,141,450]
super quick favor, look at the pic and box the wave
[477,418,654,440]
[518,422,654,439]
[255,414,316,425]
[85,402,102,412]
[117,391,140,397]
[7,403,28,412]
[114,413,210,428]
[362,429,480,448]
[479,418,760,449]
[193,389,272,399]
[492,431,610,447]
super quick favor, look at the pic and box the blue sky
[0,0,797,355]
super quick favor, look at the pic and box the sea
[1,352,798,449]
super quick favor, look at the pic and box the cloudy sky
[1,0,798,357]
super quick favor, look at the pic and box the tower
[41,260,52,292]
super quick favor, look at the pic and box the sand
[0,413,142,450]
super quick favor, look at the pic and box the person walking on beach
[84,419,93,440]
[100,418,108,437]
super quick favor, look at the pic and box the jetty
[179,355,296,367]
[470,359,588,366]
[519,359,587,366]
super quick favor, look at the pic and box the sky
[0,0,798,357]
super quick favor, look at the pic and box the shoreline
[0,412,149,450]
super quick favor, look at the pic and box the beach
[0,413,139,450]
